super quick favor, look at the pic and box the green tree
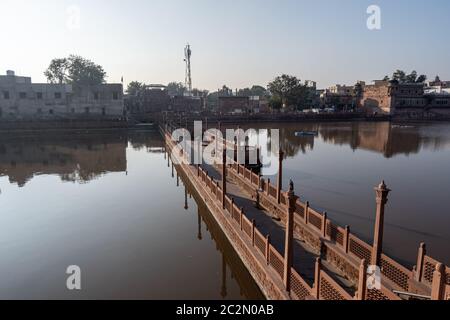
[44,55,106,85]
[269,95,283,110]
[167,82,186,97]
[126,81,144,96]
[416,74,427,83]
[392,70,406,83]
[406,70,418,83]
[219,85,233,96]
[382,75,390,81]
[267,74,308,109]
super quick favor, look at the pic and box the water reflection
[0,131,166,187]
[234,121,450,158]
[175,162,264,299]
[0,130,263,299]
[231,122,450,266]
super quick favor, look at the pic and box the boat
[295,131,318,137]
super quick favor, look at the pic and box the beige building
[0,71,124,120]
[359,80,450,116]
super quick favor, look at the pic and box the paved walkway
[201,162,356,295]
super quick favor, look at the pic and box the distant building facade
[359,80,450,116]
[320,83,362,110]
[125,85,170,116]
[218,96,250,115]
[0,71,124,120]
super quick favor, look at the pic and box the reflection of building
[0,71,124,120]
[0,133,128,187]
[360,80,450,116]
[245,122,450,159]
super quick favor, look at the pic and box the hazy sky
[1,0,449,90]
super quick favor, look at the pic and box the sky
[1,0,449,91]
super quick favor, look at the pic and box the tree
[406,70,418,83]
[392,70,406,83]
[44,55,106,85]
[167,82,186,97]
[416,74,427,83]
[382,75,390,81]
[269,95,283,110]
[126,81,144,96]
[192,88,209,97]
[267,74,308,109]
[219,85,233,96]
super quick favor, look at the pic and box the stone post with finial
[371,180,391,266]
[283,179,298,292]
[277,150,284,204]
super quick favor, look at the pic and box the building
[0,71,124,120]
[359,80,450,116]
[170,96,204,113]
[425,77,450,95]
[125,84,170,116]
[218,96,250,115]
[320,83,362,110]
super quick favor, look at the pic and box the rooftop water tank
[6,70,15,76]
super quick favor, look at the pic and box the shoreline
[1,115,450,133]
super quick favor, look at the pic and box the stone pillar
[322,211,328,238]
[415,242,426,282]
[343,225,350,253]
[277,150,284,204]
[252,220,256,246]
[357,259,367,300]
[431,263,446,300]
[283,180,299,292]
[304,201,309,224]
[265,235,271,265]
[313,258,321,299]
[371,181,390,266]
[222,147,227,209]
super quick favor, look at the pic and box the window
[49,109,54,115]
[112,92,119,100]
[102,107,106,116]
[37,108,42,114]
[3,91,10,99]
[19,92,27,99]
[37,92,43,99]
[0,107,2,117]
[54,92,62,99]
[85,107,90,114]
[71,108,75,114]
[94,92,99,100]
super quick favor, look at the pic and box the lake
[0,121,449,299]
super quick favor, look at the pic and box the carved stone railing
[165,126,449,300]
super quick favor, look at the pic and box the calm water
[0,130,263,299]
[234,121,450,267]
[1,122,449,299]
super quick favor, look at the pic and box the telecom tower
[184,44,192,97]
